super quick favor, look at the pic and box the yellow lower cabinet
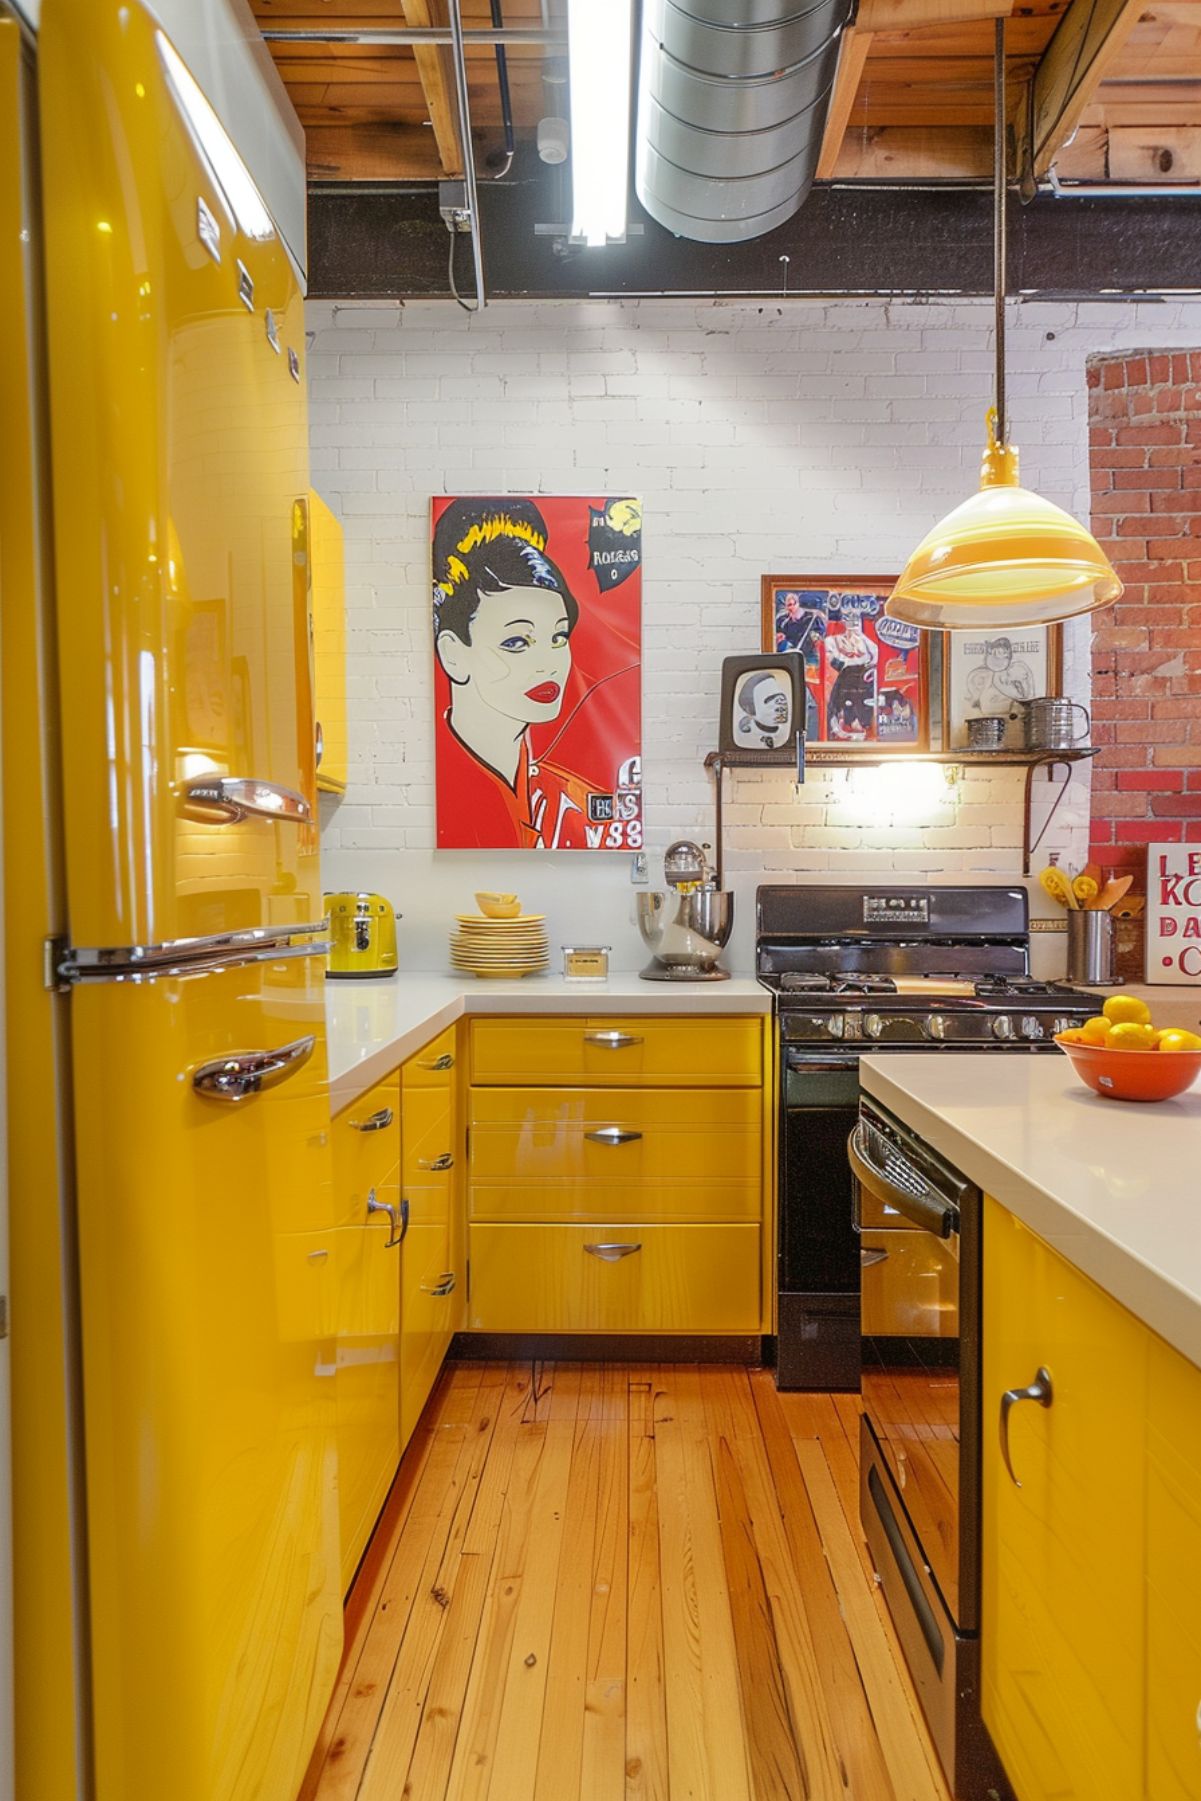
[467,1223,760,1333]
[400,1183,455,1445]
[331,1070,400,1227]
[1146,1334,1201,1800]
[334,1206,401,1593]
[982,1197,1148,1801]
[469,1015,761,1087]
[404,1023,457,1088]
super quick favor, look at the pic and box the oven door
[849,1118,964,1625]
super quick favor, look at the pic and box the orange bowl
[1055,1034,1201,1103]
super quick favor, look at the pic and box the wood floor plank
[531,1420,602,1801]
[795,1440,952,1801]
[624,1429,668,1801]
[580,1412,628,1799]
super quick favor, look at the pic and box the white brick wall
[310,294,1201,974]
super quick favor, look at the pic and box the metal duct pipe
[635,0,853,244]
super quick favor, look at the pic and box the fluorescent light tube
[567,0,633,247]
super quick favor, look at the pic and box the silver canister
[966,714,1008,751]
[1066,908,1116,985]
[1011,696,1091,751]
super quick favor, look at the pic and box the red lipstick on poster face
[526,681,561,704]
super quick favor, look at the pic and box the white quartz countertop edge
[860,1053,1201,1367]
[326,972,771,1112]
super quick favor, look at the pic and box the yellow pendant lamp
[886,23,1121,632]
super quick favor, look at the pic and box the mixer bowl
[636,890,734,981]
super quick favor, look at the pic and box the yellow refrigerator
[11,1,344,1795]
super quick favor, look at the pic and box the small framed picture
[942,625,1064,751]
[718,655,807,755]
[760,575,928,749]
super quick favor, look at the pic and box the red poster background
[432,496,643,850]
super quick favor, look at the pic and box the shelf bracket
[1022,754,1075,876]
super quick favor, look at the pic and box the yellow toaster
[325,891,399,978]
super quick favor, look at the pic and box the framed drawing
[942,625,1063,751]
[431,495,642,850]
[759,575,928,748]
[718,655,807,755]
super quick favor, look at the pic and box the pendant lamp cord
[994,15,1007,448]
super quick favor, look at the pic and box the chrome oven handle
[847,1124,958,1238]
[192,1034,315,1102]
[179,775,313,826]
[999,1366,1053,1488]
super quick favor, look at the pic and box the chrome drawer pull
[179,775,312,826]
[420,1271,457,1296]
[583,1242,642,1262]
[417,1152,454,1171]
[584,1031,642,1049]
[860,1248,889,1268]
[418,1052,454,1071]
[366,1189,406,1249]
[585,1127,643,1146]
[350,1106,394,1133]
[999,1366,1053,1488]
[192,1034,315,1102]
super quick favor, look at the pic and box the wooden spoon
[1096,874,1134,912]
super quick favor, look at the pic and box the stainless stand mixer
[635,842,734,982]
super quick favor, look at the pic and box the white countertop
[325,972,771,1111]
[861,1053,1201,1367]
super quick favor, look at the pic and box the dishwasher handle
[847,1124,959,1238]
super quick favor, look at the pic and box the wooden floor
[302,1363,953,1801]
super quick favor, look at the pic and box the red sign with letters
[1145,844,1201,984]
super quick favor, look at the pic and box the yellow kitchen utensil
[1039,866,1075,909]
[1072,874,1099,906]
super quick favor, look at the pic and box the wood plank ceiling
[250,0,1201,190]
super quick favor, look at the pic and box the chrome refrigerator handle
[179,776,313,825]
[999,1366,1054,1487]
[192,1034,315,1102]
[366,1189,406,1249]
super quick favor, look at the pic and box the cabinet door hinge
[43,935,71,992]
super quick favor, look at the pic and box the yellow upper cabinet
[39,0,318,951]
[982,1197,1148,1801]
[309,490,348,794]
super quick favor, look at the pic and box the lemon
[1102,995,1152,1027]
[1080,1016,1111,1045]
[1154,1028,1201,1053]
[1107,1021,1156,1050]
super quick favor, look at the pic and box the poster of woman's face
[431,496,642,850]
[760,575,927,748]
[718,655,806,755]
[943,626,1062,750]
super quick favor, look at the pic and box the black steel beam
[308,165,1201,301]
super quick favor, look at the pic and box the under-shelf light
[567,0,633,247]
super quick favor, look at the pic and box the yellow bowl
[474,891,521,919]
[1055,1034,1201,1103]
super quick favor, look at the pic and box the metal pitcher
[1010,695,1091,752]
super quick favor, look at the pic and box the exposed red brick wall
[1088,350,1201,886]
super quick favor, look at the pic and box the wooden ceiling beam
[816,25,873,178]
[1023,0,1149,179]
[856,0,1013,28]
[400,0,462,176]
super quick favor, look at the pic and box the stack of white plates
[450,913,550,979]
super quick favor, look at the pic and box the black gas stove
[757,884,1098,1390]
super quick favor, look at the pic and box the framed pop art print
[431,496,643,851]
[942,625,1064,751]
[760,575,929,748]
[718,655,807,755]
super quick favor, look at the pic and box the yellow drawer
[403,1082,455,1189]
[403,1024,457,1090]
[467,1085,759,1185]
[469,1016,761,1087]
[331,1071,400,1227]
[400,1183,456,1445]
[469,1180,759,1224]
[466,1223,760,1333]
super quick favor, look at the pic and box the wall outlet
[630,851,648,884]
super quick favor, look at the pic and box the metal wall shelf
[703,746,1101,878]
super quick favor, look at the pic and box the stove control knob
[864,1013,884,1039]
[1021,1015,1045,1040]
[826,1015,844,1039]
[1052,1016,1073,1037]
[992,1015,1015,1041]
[926,1014,948,1040]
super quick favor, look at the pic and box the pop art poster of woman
[431,496,643,850]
